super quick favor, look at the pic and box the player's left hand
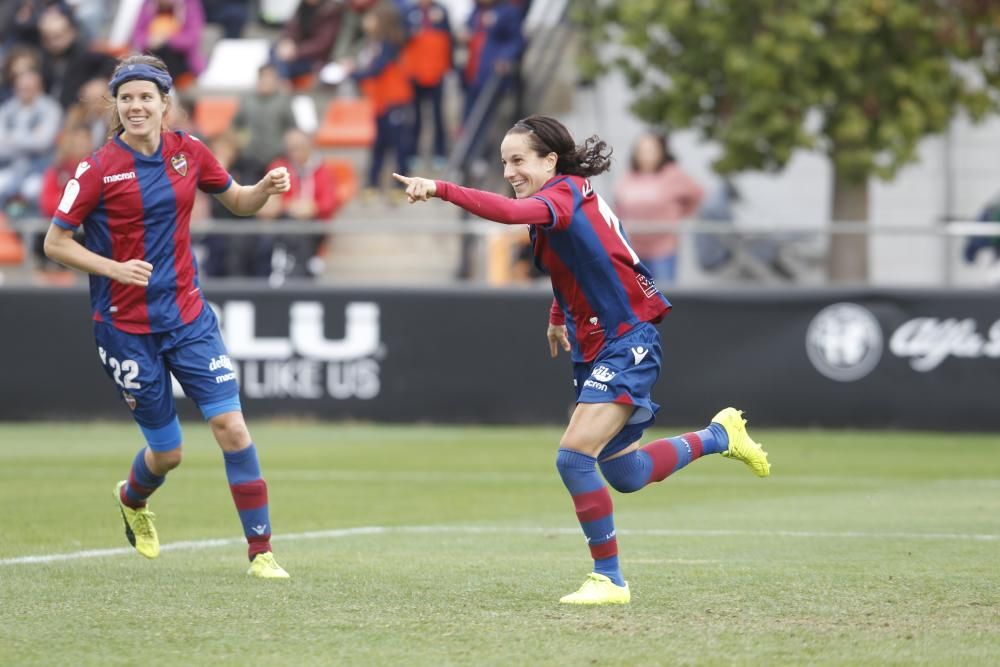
[260,167,291,195]
[547,324,570,358]
[392,173,436,203]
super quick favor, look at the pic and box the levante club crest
[171,153,188,176]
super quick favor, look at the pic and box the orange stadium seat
[0,214,25,265]
[193,96,239,138]
[324,158,359,204]
[315,98,375,148]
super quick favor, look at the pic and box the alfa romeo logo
[806,303,883,381]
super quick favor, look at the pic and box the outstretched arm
[392,173,552,226]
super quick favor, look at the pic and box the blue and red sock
[120,447,165,509]
[599,423,728,493]
[556,448,624,587]
[223,444,272,560]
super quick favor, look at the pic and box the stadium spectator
[962,191,1000,285]
[36,122,91,273]
[256,127,339,280]
[0,44,42,104]
[202,0,249,39]
[200,131,267,277]
[401,0,453,171]
[271,0,345,83]
[344,0,413,200]
[458,0,525,124]
[64,0,108,42]
[63,76,110,147]
[0,0,58,49]
[42,54,292,578]
[232,63,295,168]
[130,0,207,83]
[394,114,770,605]
[0,69,62,213]
[38,4,117,109]
[613,129,704,283]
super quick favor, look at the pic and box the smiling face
[116,79,167,144]
[500,132,556,199]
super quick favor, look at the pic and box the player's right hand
[111,259,153,286]
[547,324,570,358]
[392,173,436,203]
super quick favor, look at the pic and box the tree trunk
[828,171,869,283]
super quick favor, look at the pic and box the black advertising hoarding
[1,287,997,430]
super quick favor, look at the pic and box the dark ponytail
[508,114,613,178]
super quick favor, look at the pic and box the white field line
[1,525,997,567]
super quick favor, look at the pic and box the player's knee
[558,433,602,458]
[209,412,251,451]
[599,455,647,494]
[152,447,183,472]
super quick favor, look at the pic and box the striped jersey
[531,175,671,362]
[52,131,232,334]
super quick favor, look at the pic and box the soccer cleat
[113,480,160,559]
[714,407,771,477]
[247,552,290,579]
[559,573,631,605]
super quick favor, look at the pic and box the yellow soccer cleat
[559,573,630,605]
[714,407,771,477]
[247,552,290,579]
[113,480,160,559]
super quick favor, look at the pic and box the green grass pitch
[0,422,997,666]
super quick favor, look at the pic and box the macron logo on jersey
[103,171,137,184]
[75,161,90,178]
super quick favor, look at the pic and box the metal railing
[5,215,1000,288]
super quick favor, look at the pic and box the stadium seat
[0,214,25,265]
[324,158,359,204]
[315,98,375,148]
[193,96,239,138]
[198,39,270,90]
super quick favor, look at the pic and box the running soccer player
[394,115,771,605]
[43,55,291,578]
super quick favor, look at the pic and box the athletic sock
[556,448,624,587]
[120,447,165,509]
[223,444,272,560]
[599,423,729,493]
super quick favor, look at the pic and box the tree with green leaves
[576,0,1000,281]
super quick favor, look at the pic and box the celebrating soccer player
[44,55,292,578]
[394,115,771,605]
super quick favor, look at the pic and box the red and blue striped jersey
[52,131,233,334]
[531,175,671,362]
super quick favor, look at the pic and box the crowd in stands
[0,0,725,288]
[0,0,536,283]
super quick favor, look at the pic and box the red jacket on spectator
[266,156,340,219]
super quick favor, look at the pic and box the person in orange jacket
[342,1,414,197]
[401,0,453,170]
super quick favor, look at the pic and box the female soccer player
[44,55,291,578]
[394,115,771,605]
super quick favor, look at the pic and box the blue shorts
[573,322,662,460]
[92,305,241,450]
